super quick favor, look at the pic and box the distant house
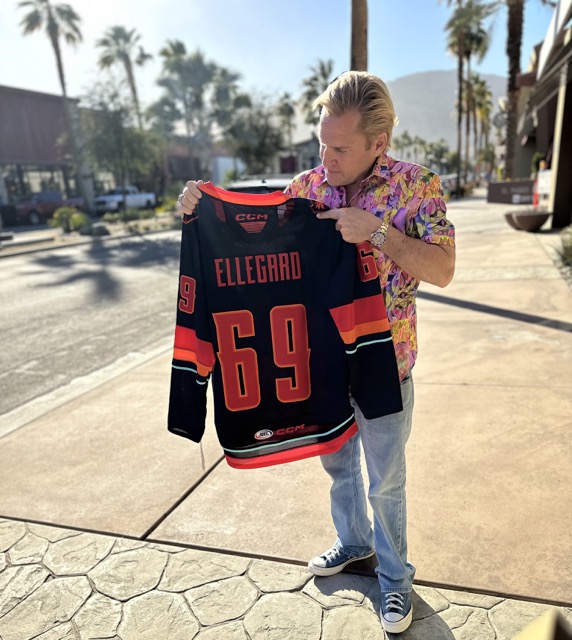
[279,135,320,176]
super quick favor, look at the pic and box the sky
[0,0,556,108]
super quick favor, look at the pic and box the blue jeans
[320,375,416,593]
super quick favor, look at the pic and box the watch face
[371,229,386,246]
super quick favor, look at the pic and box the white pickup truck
[94,186,156,214]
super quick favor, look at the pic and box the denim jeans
[320,374,416,593]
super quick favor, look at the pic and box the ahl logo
[254,429,273,441]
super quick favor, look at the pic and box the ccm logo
[276,425,306,435]
[254,430,273,440]
[236,213,268,221]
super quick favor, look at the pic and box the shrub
[558,225,572,267]
[120,208,141,223]
[50,207,91,233]
[156,198,178,213]
[80,223,110,237]
[102,212,120,224]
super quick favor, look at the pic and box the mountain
[292,69,507,153]
[387,70,507,151]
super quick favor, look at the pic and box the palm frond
[19,10,42,34]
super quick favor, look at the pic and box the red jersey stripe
[330,296,389,333]
[174,325,216,368]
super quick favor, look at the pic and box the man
[177,70,455,634]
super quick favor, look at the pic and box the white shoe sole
[381,604,413,634]
[307,550,375,577]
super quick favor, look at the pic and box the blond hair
[312,71,397,148]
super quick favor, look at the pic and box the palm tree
[443,0,465,198]
[463,2,493,176]
[18,0,86,199]
[472,73,493,169]
[504,0,555,179]
[351,0,368,70]
[428,138,450,173]
[300,59,335,126]
[399,130,413,161]
[504,0,524,179]
[446,0,494,186]
[96,26,152,131]
[276,93,296,155]
[156,42,217,175]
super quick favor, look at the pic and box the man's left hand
[317,207,381,244]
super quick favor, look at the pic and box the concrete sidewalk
[0,195,571,639]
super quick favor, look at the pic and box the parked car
[226,175,292,194]
[94,186,156,214]
[15,191,85,225]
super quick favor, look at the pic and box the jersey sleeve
[167,218,216,442]
[327,240,403,419]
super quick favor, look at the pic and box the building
[0,85,94,206]
[517,0,572,228]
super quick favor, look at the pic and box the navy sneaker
[307,543,375,576]
[380,591,413,634]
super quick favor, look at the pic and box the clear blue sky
[0,0,555,105]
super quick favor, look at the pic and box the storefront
[518,0,572,228]
[0,85,93,206]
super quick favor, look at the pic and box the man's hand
[316,207,381,244]
[178,180,204,217]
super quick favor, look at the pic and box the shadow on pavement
[27,234,181,303]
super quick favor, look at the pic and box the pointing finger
[316,210,340,220]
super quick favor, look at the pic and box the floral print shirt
[285,153,455,381]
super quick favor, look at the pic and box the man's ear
[375,132,388,154]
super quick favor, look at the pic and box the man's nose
[322,147,334,167]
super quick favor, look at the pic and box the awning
[537,0,572,79]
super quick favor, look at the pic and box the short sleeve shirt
[285,153,455,380]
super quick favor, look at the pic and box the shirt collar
[316,152,393,188]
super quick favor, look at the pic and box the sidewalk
[0,195,571,639]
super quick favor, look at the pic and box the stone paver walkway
[1,518,571,640]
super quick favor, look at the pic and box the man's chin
[325,171,344,185]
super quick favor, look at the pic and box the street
[0,231,181,416]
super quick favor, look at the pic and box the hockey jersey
[168,183,402,469]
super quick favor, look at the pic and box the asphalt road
[0,231,182,416]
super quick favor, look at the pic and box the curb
[0,225,180,259]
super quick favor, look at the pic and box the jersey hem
[224,421,358,469]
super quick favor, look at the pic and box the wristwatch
[370,218,390,248]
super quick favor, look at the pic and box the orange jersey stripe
[225,421,358,469]
[173,346,196,363]
[200,182,289,206]
[330,295,388,333]
[172,348,212,377]
[337,319,391,345]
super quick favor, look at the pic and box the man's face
[318,110,387,189]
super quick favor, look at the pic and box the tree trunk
[505,0,524,180]
[473,101,479,170]
[464,58,471,184]
[50,34,88,204]
[125,59,143,131]
[456,44,464,198]
[351,0,368,70]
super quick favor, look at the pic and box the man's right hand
[178,180,204,216]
